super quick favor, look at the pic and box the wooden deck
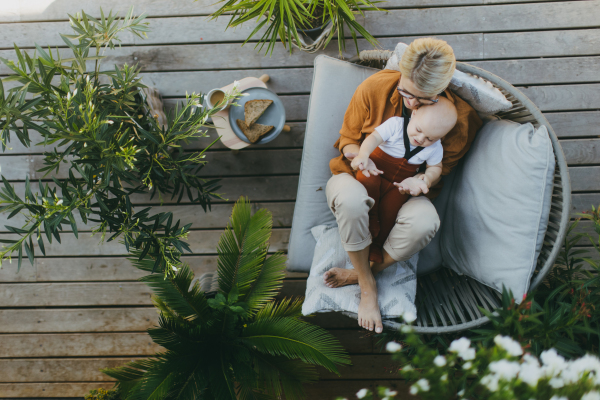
[0,0,599,398]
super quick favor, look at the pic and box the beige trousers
[326,173,440,262]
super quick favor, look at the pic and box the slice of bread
[244,99,273,127]
[236,119,274,143]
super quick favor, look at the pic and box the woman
[323,38,482,333]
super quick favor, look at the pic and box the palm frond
[141,264,212,324]
[217,197,273,298]
[243,252,287,316]
[208,358,237,400]
[251,354,318,400]
[255,297,303,320]
[240,317,351,374]
[147,315,206,353]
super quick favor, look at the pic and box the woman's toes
[375,322,383,333]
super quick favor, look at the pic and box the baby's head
[407,96,457,147]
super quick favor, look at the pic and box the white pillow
[302,225,417,318]
[440,119,555,302]
[384,42,512,116]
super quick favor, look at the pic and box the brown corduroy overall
[356,117,424,263]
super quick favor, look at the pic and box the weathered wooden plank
[572,193,600,215]
[9,148,303,180]
[0,354,397,382]
[0,308,157,333]
[0,382,114,398]
[0,256,308,283]
[561,140,600,165]
[0,358,132,382]
[545,112,600,139]
[570,167,600,192]
[520,84,600,112]
[0,279,303,307]
[470,57,600,85]
[0,380,411,398]
[0,333,160,358]
[3,122,306,154]
[0,228,290,257]
[3,2,597,48]
[6,176,300,207]
[5,0,518,23]
[0,202,295,233]
[0,329,371,358]
[0,34,484,75]
[484,29,600,59]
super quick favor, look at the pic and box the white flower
[55,199,63,206]
[401,325,413,333]
[232,80,240,90]
[549,396,568,400]
[383,388,397,397]
[463,361,473,370]
[72,89,77,97]
[449,338,471,354]
[582,391,600,400]
[402,364,413,372]
[84,142,87,147]
[403,311,417,323]
[171,265,178,272]
[415,378,430,392]
[86,189,93,196]
[519,359,542,387]
[440,374,448,381]
[541,349,566,377]
[457,389,465,397]
[106,120,114,125]
[494,335,523,357]
[434,355,446,367]
[356,388,368,399]
[409,386,418,395]
[461,348,476,360]
[548,377,564,389]
[489,359,520,380]
[480,374,499,392]
[386,341,402,353]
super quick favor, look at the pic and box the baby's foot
[323,268,359,288]
[358,279,383,333]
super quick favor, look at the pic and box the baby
[351,97,458,263]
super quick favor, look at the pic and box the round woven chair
[342,50,572,334]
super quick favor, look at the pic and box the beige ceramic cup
[205,88,228,111]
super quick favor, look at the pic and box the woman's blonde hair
[400,38,456,97]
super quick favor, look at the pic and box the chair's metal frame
[339,50,572,334]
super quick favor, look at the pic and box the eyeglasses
[396,87,439,105]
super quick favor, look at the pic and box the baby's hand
[346,153,383,177]
[394,177,429,196]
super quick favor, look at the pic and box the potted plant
[103,197,351,400]
[210,0,386,55]
[0,8,242,276]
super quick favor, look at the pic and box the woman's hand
[394,177,429,196]
[345,152,383,178]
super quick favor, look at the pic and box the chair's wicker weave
[341,50,572,334]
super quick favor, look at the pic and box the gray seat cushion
[439,119,555,301]
[287,55,379,272]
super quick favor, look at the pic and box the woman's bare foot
[358,278,383,333]
[323,268,359,288]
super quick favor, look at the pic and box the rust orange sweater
[329,69,482,199]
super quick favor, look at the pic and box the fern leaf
[244,253,287,316]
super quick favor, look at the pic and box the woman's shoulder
[357,70,401,97]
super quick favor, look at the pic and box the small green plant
[210,0,385,55]
[0,9,242,276]
[84,388,121,400]
[103,197,351,400]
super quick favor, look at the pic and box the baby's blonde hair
[400,38,456,97]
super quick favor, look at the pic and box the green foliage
[103,197,351,400]
[0,8,242,276]
[85,388,122,400]
[210,0,385,56]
